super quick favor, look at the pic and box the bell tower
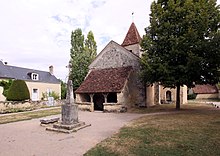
[121,22,142,57]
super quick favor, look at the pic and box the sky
[0,0,219,81]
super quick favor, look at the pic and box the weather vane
[132,12,134,22]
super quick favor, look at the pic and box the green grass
[85,103,220,156]
[0,107,61,124]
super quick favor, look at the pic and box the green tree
[141,0,220,109]
[70,28,97,90]
[61,80,67,99]
[7,80,30,101]
[85,31,97,62]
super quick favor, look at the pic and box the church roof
[192,84,218,94]
[121,22,142,47]
[75,66,132,93]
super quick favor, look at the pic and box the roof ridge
[6,64,49,73]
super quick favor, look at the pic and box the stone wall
[196,93,218,99]
[76,102,93,112]
[0,100,63,113]
[123,44,141,57]
[89,41,141,70]
[159,85,187,104]
[146,85,155,107]
[103,103,124,112]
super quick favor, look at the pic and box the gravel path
[0,111,144,156]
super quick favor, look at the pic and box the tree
[60,80,67,99]
[70,28,97,90]
[7,80,30,101]
[141,0,220,109]
[85,31,97,62]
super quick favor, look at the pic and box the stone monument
[46,79,90,133]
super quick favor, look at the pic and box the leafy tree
[70,28,97,90]
[61,80,67,99]
[85,31,97,61]
[0,79,13,97]
[141,0,220,109]
[7,80,30,101]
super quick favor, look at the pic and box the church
[75,22,187,112]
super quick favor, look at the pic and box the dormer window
[31,73,39,81]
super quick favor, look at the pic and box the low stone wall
[76,102,93,112]
[104,103,126,112]
[196,93,218,99]
[76,102,126,112]
[0,100,64,113]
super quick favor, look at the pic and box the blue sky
[0,0,219,81]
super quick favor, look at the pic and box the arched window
[166,91,172,102]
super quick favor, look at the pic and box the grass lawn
[85,103,220,156]
[0,107,61,124]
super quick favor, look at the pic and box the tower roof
[121,22,142,47]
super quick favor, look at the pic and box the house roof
[192,84,218,94]
[0,61,60,84]
[75,66,133,93]
[121,22,142,47]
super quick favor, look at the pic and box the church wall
[160,87,176,104]
[182,85,188,104]
[146,85,155,106]
[159,85,187,104]
[89,41,146,107]
[117,71,144,107]
[89,42,140,70]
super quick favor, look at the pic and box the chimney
[49,65,54,75]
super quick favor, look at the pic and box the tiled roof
[192,84,218,94]
[75,66,133,93]
[0,61,60,84]
[121,22,142,47]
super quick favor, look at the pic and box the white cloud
[0,0,219,81]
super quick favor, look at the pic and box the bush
[7,80,30,101]
[42,91,60,100]
[49,91,60,100]
[187,93,197,100]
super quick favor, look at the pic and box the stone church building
[75,22,187,112]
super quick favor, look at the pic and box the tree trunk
[176,83,180,110]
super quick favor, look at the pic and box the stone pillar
[103,93,108,103]
[89,94,94,112]
[89,94,94,102]
[154,83,160,105]
[61,79,78,125]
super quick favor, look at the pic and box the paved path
[0,111,144,156]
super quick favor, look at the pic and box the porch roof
[75,66,132,93]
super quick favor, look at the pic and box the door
[93,93,104,111]
[32,88,39,101]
